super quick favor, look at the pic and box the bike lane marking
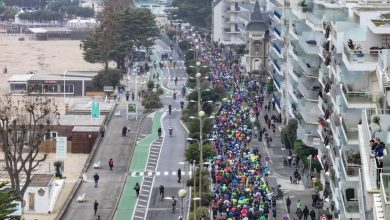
[114,111,163,220]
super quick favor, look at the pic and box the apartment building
[212,0,260,44]
[266,0,390,218]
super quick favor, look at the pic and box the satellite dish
[250,0,256,3]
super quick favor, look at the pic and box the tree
[0,182,17,219]
[185,143,214,164]
[0,94,60,199]
[92,69,122,89]
[281,119,298,149]
[18,10,63,22]
[81,5,159,71]
[172,0,212,31]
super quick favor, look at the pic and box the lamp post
[188,114,215,204]
[178,189,187,218]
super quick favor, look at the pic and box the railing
[380,173,390,204]
[378,50,390,85]
[340,117,358,143]
[273,59,281,71]
[274,9,282,20]
[306,13,323,30]
[272,43,282,55]
[273,93,281,109]
[297,58,319,78]
[343,43,379,63]
[341,150,361,178]
[358,169,367,220]
[297,81,319,101]
[340,83,381,105]
[290,41,301,57]
[272,75,281,89]
[273,26,281,37]
[297,122,315,146]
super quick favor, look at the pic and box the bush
[294,141,322,172]
[178,40,191,52]
[93,69,122,90]
[142,91,162,110]
[146,80,155,90]
[281,119,298,149]
[189,207,210,220]
[185,143,214,165]
[186,169,211,196]
[166,30,176,40]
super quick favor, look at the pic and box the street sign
[103,86,114,92]
[282,216,289,220]
[56,137,67,160]
[91,101,100,119]
[265,156,271,162]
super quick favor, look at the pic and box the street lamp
[188,112,215,204]
[178,189,187,217]
[193,197,201,220]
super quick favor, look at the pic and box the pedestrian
[126,91,129,101]
[134,182,140,197]
[272,207,276,219]
[312,193,319,207]
[93,200,98,215]
[175,76,178,85]
[296,199,301,210]
[296,208,303,220]
[3,66,7,74]
[93,173,99,187]
[309,209,316,220]
[302,206,309,220]
[108,158,114,171]
[177,168,182,183]
[131,92,135,101]
[290,175,293,184]
[286,196,291,213]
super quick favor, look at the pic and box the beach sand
[0,35,102,93]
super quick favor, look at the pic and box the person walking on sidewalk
[309,209,316,220]
[296,208,303,220]
[296,199,301,210]
[286,196,291,213]
[303,206,309,220]
[134,182,140,197]
[177,168,182,183]
[93,200,98,215]
[93,173,99,187]
[108,158,114,171]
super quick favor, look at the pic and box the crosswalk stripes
[130,171,192,176]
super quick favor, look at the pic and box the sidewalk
[113,111,163,220]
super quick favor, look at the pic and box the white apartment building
[266,0,390,218]
[212,0,261,44]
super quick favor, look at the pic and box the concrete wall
[24,186,51,214]
[213,1,225,43]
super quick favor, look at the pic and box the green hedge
[293,141,322,172]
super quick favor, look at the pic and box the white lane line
[156,172,161,176]
[164,171,169,175]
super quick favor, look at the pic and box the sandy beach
[0,34,102,93]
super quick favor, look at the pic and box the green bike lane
[114,111,162,220]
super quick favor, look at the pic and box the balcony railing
[297,58,319,78]
[272,43,282,55]
[306,13,323,30]
[342,149,361,179]
[274,9,282,20]
[273,59,281,71]
[340,117,358,144]
[340,83,381,106]
[273,26,281,37]
[297,81,320,101]
[380,173,390,204]
[344,43,379,63]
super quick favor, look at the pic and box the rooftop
[59,114,106,126]
[8,74,34,82]
[30,174,54,187]
[72,126,101,132]
[30,74,92,81]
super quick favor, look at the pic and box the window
[43,85,58,94]
[10,83,26,91]
[44,132,57,141]
[60,84,74,94]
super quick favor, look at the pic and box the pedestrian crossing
[130,171,193,177]
[134,75,188,80]
[159,108,182,112]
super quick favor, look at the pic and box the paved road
[145,39,191,220]
[61,99,149,220]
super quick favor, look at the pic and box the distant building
[8,71,98,96]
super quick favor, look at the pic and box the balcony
[297,120,319,147]
[306,12,323,32]
[269,69,283,92]
[223,28,240,34]
[271,59,282,74]
[273,8,282,22]
[318,95,332,119]
[343,42,380,71]
[319,64,332,89]
[299,37,320,55]
[297,57,320,78]
[341,149,361,181]
[340,113,359,145]
[339,180,362,219]
[297,79,320,101]
[289,41,303,61]
[290,21,310,40]
[238,13,250,22]
[225,6,240,13]
[297,99,321,124]
[271,41,283,58]
[318,120,333,145]
[314,0,342,9]
[290,62,303,81]
[291,2,309,19]
[377,49,390,88]
[272,26,282,39]
[340,82,380,109]
[379,173,390,217]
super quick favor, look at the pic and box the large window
[43,85,58,94]
[44,131,57,141]
[60,84,74,94]
[10,83,26,91]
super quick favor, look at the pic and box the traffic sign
[265,156,271,162]
[282,216,289,220]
